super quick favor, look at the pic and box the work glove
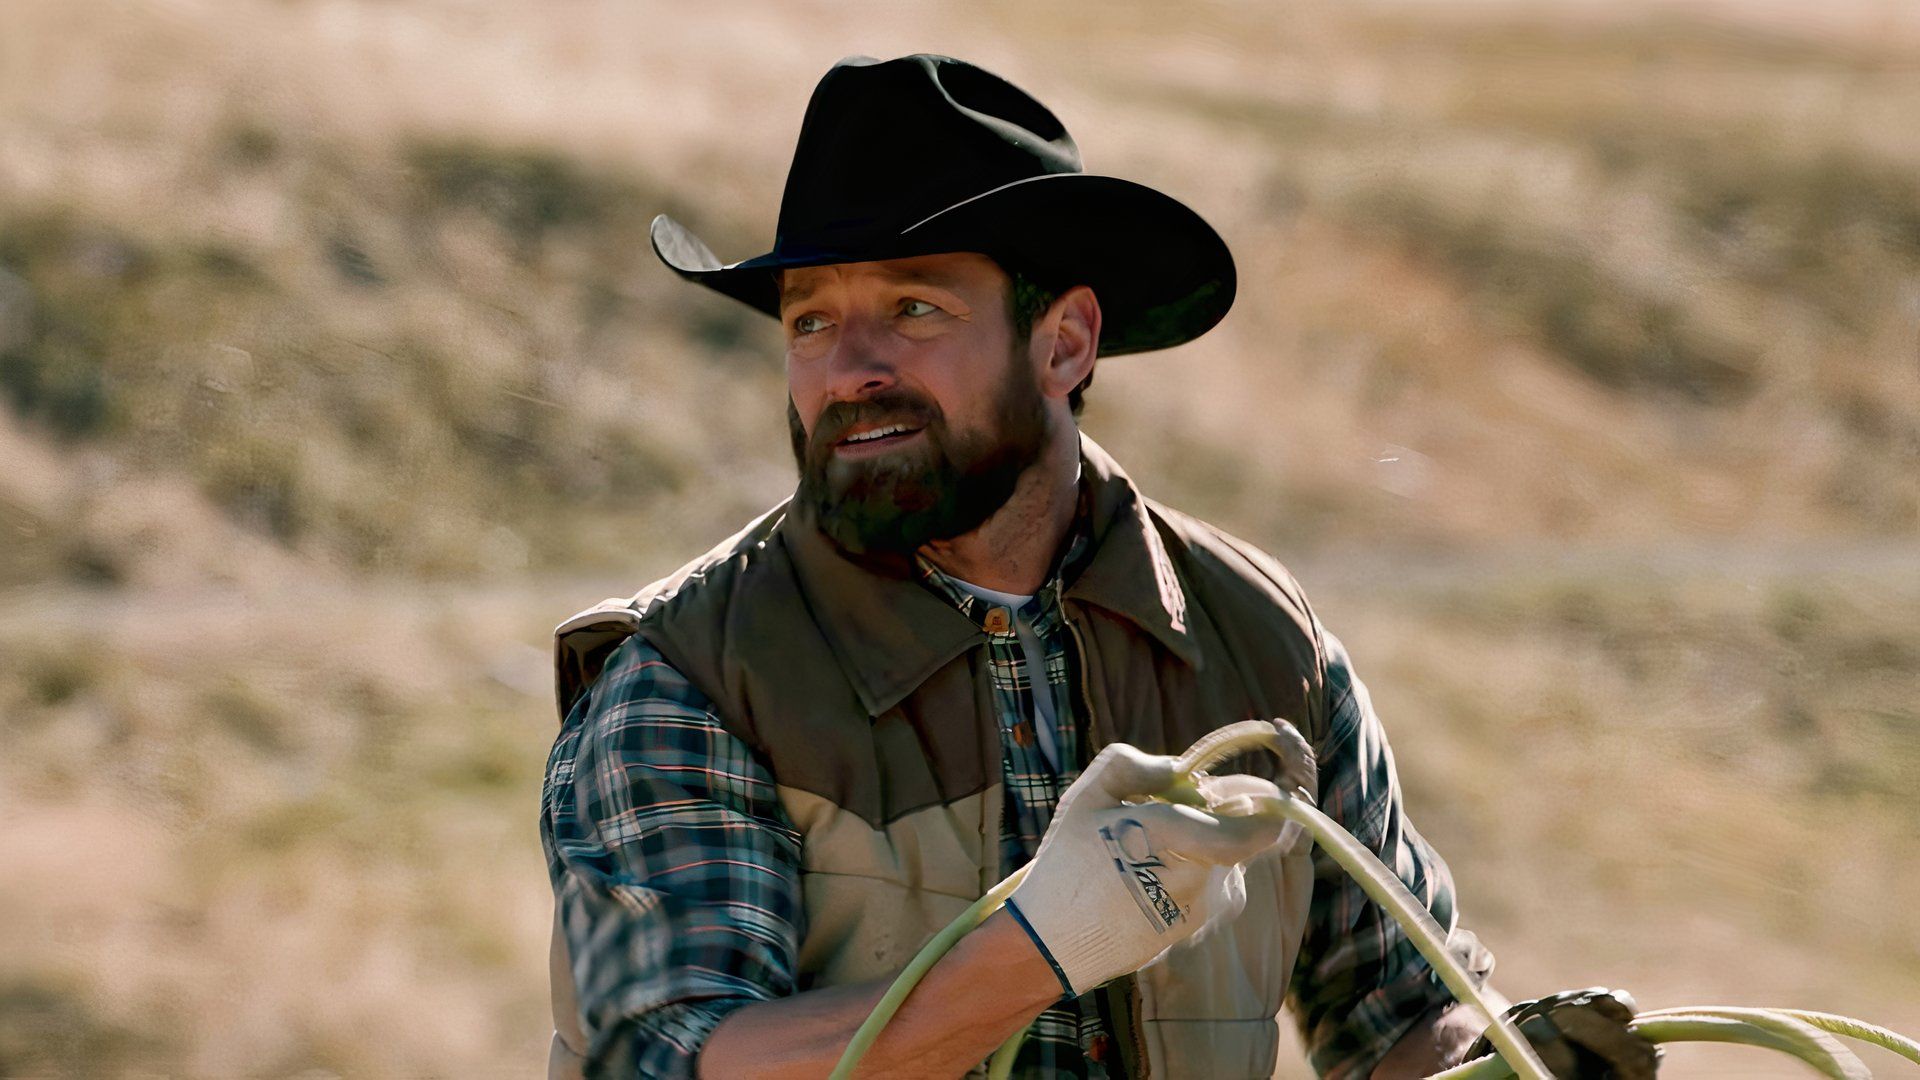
[1463,987,1661,1079]
[1003,723,1314,999]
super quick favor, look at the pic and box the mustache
[810,390,941,450]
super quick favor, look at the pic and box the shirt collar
[780,432,1201,716]
[914,473,1090,639]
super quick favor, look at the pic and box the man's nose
[821,320,900,399]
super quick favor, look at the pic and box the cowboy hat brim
[650,172,1236,357]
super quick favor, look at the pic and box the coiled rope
[830,722,1918,1078]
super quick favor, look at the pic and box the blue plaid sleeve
[1287,626,1494,1079]
[541,634,804,1080]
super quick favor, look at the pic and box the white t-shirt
[943,577,1063,773]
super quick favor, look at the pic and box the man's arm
[543,634,1063,1079]
[1371,1002,1489,1078]
[698,907,1061,1078]
[1285,625,1497,1079]
[543,634,806,1077]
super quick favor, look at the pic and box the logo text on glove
[1101,818,1184,932]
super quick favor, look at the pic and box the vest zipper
[1063,606,1151,1079]
[1063,609,1111,753]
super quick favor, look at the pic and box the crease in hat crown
[649,52,1238,356]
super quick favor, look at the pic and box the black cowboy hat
[650,53,1236,356]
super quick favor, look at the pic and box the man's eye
[793,313,830,335]
[901,299,938,317]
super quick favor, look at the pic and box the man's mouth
[834,421,927,456]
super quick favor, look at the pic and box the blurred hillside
[1,1,1916,1077]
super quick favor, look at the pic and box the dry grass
[1293,558,1920,1078]
[0,585,560,1076]
[5,561,1913,1077]
[2,0,1917,1075]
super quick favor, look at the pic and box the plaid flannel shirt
[909,527,1124,1077]
[541,523,1484,1079]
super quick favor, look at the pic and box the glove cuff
[1040,908,1135,998]
[1002,898,1074,1000]
[1463,999,1532,1063]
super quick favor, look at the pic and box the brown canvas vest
[548,435,1329,1079]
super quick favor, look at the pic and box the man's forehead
[778,252,1004,307]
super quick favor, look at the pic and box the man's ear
[1034,285,1101,405]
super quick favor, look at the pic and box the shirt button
[985,606,1012,634]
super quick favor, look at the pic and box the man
[541,54,1655,1079]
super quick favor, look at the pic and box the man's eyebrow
[881,266,970,294]
[778,267,970,311]
[778,274,819,310]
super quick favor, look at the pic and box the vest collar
[1063,434,1201,669]
[781,432,1201,716]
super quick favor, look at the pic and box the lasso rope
[829,723,1919,1078]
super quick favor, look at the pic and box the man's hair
[1005,268,1092,417]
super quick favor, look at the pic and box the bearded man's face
[787,351,1045,556]
[779,252,1052,558]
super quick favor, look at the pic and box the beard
[788,349,1050,561]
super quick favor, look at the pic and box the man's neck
[918,429,1081,595]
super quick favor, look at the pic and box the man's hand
[1462,987,1660,1079]
[1004,738,1306,998]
